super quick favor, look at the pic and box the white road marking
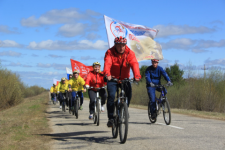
[156,122,184,129]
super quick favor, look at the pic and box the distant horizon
[0,0,224,89]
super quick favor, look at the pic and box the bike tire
[163,99,171,125]
[62,101,65,112]
[73,99,76,116]
[75,98,79,119]
[148,102,157,123]
[119,102,128,144]
[93,105,97,124]
[97,101,100,126]
[112,104,118,138]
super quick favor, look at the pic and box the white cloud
[192,49,209,53]
[0,50,22,56]
[86,33,101,40]
[154,24,215,37]
[31,54,39,57]
[57,23,88,37]
[210,20,224,25]
[0,40,22,48]
[80,56,95,60]
[37,63,70,70]
[160,38,195,50]
[205,58,225,66]
[196,39,225,49]
[27,39,108,50]
[0,25,19,34]
[160,38,225,51]
[3,62,32,67]
[21,8,101,27]
[48,54,65,58]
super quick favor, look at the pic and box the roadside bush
[0,64,47,111]
[131,68,225,113]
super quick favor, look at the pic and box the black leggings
[88,89,107,114]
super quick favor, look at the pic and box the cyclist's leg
[68,92,72,108]
[71,91,76,109]
[78,91,83,106]
[51,93,54,100]
[99,89,107,105]
[147,87,156,115]
[107,81,117,120]
[65,92,69,107]
[58,92,63,108]
[88,89,96,116]
[124,82,132,107]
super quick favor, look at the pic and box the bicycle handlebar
[111,78,136,83]
[87,86,106,90]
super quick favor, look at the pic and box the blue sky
[0,0,224,89]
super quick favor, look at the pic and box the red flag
[70,59,93,80]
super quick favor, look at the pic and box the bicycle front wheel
[119,102,129,144]
[96,99,101,126]
[62,101,65,112]
[162,99,171,125]
[75,98,79,119]
[148,101,156,123]
[112,104,118,138]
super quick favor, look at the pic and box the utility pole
[201,64,208,78]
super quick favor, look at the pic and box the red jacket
[104,45,141,80]
[85,71,106,88]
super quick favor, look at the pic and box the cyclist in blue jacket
[145,59,173,119]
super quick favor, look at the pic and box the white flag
[104,15,163,61]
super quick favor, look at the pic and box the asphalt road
[46,99,225,150]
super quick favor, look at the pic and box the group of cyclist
[50,36,173,127]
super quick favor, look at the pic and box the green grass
[0,92,51,150]
[130,104,225,121]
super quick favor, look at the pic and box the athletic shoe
[101,105,105,112]
[79,105,83,110]
[107,119,114,127]
[66,107,69,110]
[59,106,62,109]
[89,114,93,120]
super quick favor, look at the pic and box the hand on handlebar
[134,78,140,82]
[167,81,173,86]
[107,75,115,81]
[107,75,112,81]
[150,82,155,87]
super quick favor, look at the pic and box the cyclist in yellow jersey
[50,84,57,101]
[57,77,69,109]
[67,74,73,110]
[68,70,86,110]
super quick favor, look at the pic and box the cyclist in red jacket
[104,36,141,127]
[85,62,107,120]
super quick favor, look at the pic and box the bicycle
[148,84,172,125]
[72,91,80,119]
[88,86,106,126]
[61,92,67,112]
[111,78,134,144]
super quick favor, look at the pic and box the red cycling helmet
[151,59,159,62]
[114,36,127,44]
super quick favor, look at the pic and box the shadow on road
[40,131,112,144]
[129,121,151,125]
[55,123,93,126]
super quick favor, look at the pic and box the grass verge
[0,92,51,150]
[129,104,225,121]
